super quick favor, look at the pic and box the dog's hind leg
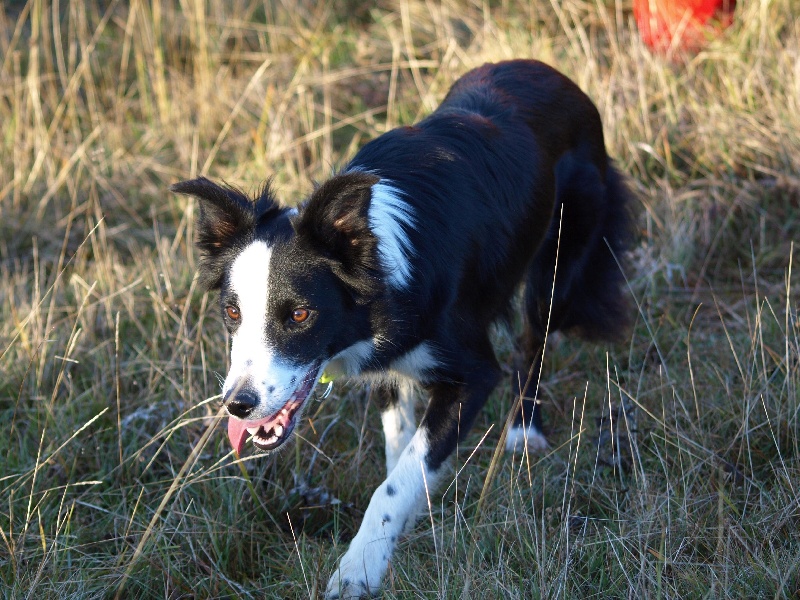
[376,381,417,475]
[506,328,549,453]
[507,151,633,455]
[506,150,604,454]
[326,342,499,599]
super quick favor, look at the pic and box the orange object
[634,0,736,52]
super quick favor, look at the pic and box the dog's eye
[225,306,240,321]
[291,308,310,323]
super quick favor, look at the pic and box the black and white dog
[172,59,632,598]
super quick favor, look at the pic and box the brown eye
[225,306,240,321]
[291,308,310,323]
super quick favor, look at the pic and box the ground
[0,1,798,598]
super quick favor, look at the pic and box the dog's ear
[295,171,383,300]
[171,177,279,289]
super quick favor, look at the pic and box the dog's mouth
[227,362,322,455]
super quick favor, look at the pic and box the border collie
[172,59,633,599]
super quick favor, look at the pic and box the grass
[1,0,799,598]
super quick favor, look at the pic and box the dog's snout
[225,389,259,419]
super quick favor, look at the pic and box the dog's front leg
[326,365,498,599]
[377,381,417,475]
[325,426,439,599]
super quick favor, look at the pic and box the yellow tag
[319,371,335,384]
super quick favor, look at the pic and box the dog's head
[172,172,413,454]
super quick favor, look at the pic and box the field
[1,1,799,598]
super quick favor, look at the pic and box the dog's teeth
[247,427,260,436]
[274,424,284,437]
[253,433,270,445]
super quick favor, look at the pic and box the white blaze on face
[223,241,301,418]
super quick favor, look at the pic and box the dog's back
[346,59,631,345]
[443,60,608,169]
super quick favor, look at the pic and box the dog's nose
[225,389,259,419]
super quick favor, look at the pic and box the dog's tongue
[228,417,247,455]
[228,414,271,455]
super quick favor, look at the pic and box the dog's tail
[524,152,635,343]
[564,159,634,342]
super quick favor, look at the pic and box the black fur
[171,177,281,289]
[173,59,634,598]
[294,172,384,301]
[174,58,634,460]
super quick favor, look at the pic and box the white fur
[504,423,550,453]
[326,340,376,378]
[326,430,438,599]
[380,381,416,474]
[224,241,308,417]
[366,180,416,289]
[389,342,438,380]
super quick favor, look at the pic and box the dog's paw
[324,576,372,600]
[325,570,377,599]
[505,424,550,454]
[325,545,387,599]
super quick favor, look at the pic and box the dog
[172,59,633,599]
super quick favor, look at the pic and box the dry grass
[1,0,799,598]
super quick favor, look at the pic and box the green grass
[1,0,799,598]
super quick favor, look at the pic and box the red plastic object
[634,0,736,53]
